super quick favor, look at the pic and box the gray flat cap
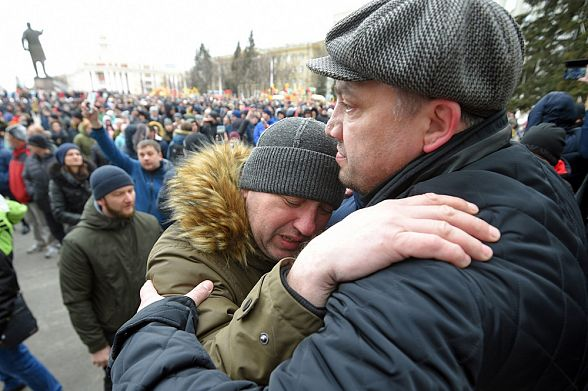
[307,0,524,117]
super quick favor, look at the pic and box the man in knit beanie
[109,0,588,389]
[117,114,498,384]
[59,164,161,390]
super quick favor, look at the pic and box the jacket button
[259,332,269,345]
[242,298,252,311]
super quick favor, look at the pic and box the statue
[22,23,48,78]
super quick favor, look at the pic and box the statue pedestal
[34,77,54,90]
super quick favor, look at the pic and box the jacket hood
[526,91,578,131]
[167,143,255,266]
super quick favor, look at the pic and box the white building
[65,61,186,94]
[63,36,186,94]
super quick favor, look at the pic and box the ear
[422,100,462,153]
[96,198,105,208]
[240,189,249,200]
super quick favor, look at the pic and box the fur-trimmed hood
[167,143,255,266]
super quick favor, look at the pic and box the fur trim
[167,143,254,266]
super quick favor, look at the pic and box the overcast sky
[1,0,371,90]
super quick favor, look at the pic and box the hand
[137,280,214,313]
[246,109,256,121]
[287,193,501,307]
[91,345,110,368]
[80,98,101,129]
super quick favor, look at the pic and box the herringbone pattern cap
[307,0,524,117]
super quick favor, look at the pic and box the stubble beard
[103,199,135,220]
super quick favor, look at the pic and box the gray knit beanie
[307,0,525,118]
[239,118,345,208]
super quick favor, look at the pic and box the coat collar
[167,143,265,267]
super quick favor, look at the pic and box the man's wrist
[286,257,334,308]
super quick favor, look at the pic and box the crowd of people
[1,0,588,389]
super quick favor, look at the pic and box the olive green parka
[60,197,161,353]
[147,143,323,384]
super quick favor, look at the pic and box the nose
[124,191,134,203]
[326,103,343,141]
[293,208,318,238]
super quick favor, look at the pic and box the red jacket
[8,146,31,203]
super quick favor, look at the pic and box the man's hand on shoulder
[287,193,501,307]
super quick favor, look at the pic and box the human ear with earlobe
[422,100,462,153]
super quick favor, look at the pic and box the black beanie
[28,134,50,149]
[90,165,134,200]
[239,117,345,208]
[521,123,566,166]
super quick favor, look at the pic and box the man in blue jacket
[86,110,173,226]
[109,0,588,389]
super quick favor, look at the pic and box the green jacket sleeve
[59,237,109,353]
[201,260,324,384]
[6,200,27,225]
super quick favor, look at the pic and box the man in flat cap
[59,165,161,390]
[110,0,588,389]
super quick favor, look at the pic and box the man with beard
[59,165,161,390]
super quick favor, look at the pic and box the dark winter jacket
[525,91,579,131]
[59,198,161,353]
[23,152,56,202]
[0,252,19,338]
[0,199,27,336]
[0,143,12,198]
[91,127,174,225]
[526,91,588,191]
[48,160,95,226]
[110,111,588,390]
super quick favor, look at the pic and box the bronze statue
[22,23,48,78]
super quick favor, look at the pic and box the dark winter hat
[27,134,50,149]
[307,0,524,118]
[521,123,566,166]
[55,143,80,165]
[239,117,345,208]
[90,165,134,200]
[183,132,211,153]
[7,124,27,142]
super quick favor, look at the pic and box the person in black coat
[109,0,588,389]
[48,143,95,230]
[23,135,65,254]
